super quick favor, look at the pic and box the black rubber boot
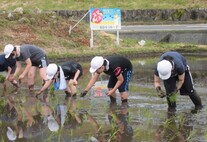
[110,96,116,103]
[167,97,176,112]
[28,84,34,91]
[65,91,71,99]
[189,89,203,110]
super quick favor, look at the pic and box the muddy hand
[80,90,88,97]
[156,87,166,98]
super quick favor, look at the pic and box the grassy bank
[1,0,207,10]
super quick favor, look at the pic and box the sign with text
[90,8,121,30]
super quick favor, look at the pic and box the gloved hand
[156,87,166,98]
[80,90,88,97]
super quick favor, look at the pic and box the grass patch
[1,0,207,10]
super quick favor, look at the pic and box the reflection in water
[0,56,206,141]
[88,102,134,142]
[155,111,194,142]
[1,94,49,141]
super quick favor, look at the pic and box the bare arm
[6,66,12,80]
[177,73,185,90]
[13,61,22,78]
[107,74,124,96]
[19,58,32,80]
[154,74,161,88]
[73,69,80,85]
[85,72,100,92]
[37,79,53,94]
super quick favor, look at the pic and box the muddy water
[0,56,206,142]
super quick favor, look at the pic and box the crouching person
[154,51,202,112]
[80,55,133,104]
[36,61,82,99]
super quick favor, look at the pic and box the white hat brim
[159,72,171,80]
[47,75,54,80]
[89,67,96,73]
[5,54,11,59]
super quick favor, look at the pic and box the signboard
[90,8,121,30]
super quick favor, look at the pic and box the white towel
[54,66,67,90]
[59,66,67,90]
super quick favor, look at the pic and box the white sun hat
[46,64,58,80]
[7,127,17,141]
[157,60,172,80]
[89,56,104,73]
[47,115,59,132]
[4,44,14,59]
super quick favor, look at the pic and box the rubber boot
[110,96,116,103]
[167,97,176,112]
[65,91,71,100]
[28,84,34,91]
[72,93,77,98]
[189,89,203,110]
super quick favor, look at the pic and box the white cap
[46,64,58,80]
[7,127,17,141]
[47,115,59,132]
[157,60,172,80]
[4,44,14,58]
[89,56,104,73]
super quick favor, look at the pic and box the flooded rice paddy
[0,55,206,142]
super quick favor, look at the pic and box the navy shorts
[163,68,194,96]
[32,56,48,68]
[107,70,132,92]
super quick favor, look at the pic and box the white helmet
[46,64,58,80]
[4,44,14,58]
[89,56,104,73]
[157,60,172,80]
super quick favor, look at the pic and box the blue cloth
[54,81,60,91]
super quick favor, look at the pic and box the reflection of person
[45,96,85,133]
[88,102,133,142]
[154,51,202,111]
[0,53,18,89]
[108,102,133,142]
[55,97,84,129]
[4,44,48,90]
[4,95,50,141]
[81,56,133,104]
[36,61,83,99]
[154,111,193,142]
[0,96,18,123]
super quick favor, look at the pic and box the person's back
[16,44,45,62]
[104,56,132,76]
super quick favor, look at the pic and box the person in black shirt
[36,61,82,99]
[81,55,133,103]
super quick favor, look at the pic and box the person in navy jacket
[0,53,18,89]
[154,51,202,112]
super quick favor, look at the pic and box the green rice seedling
[168,92,177,103]
[0,75,5,83]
